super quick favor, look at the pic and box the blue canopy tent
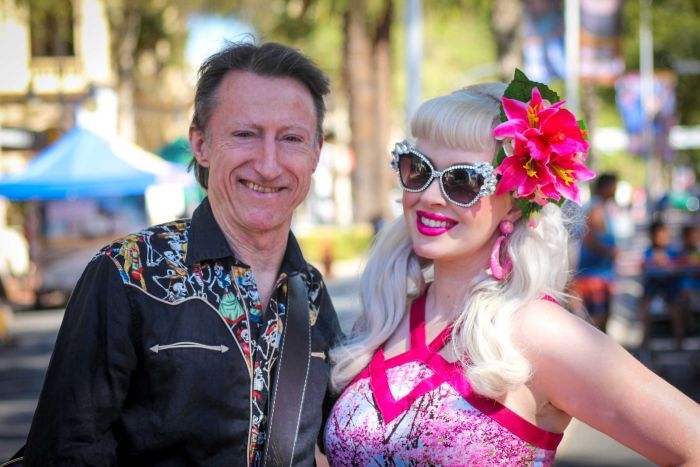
[0,127,193,200]
[0,127,196,302]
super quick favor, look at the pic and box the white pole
[565,0,580,115]
[405,0,423,134]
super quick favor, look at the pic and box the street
[0,260,698,464]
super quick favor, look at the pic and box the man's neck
[207,202,293,310]
[227,231,287,270]
[226,228,289,312]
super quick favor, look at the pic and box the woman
[322,81,700,465]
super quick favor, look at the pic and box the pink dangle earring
[490,219,514,281]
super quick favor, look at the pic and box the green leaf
[495,147,507,166]
[500,68,561,122]
[514,197,543,219]
[578,119,589,141]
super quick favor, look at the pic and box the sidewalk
[0,309,63,460]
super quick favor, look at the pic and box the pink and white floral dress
[324,292,563,466]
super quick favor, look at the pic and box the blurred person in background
[322,78,700,465]
[640,220,684,350]
[678,224,700,331]
[20,41,341,466]
[571,172,619,332]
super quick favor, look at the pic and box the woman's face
[402,139,516,268]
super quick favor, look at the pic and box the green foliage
[598,150,647,188]
[494,146,506,167]
[612,0,700,184]
[421,4,495,92]
[514,197,542,219]
[499,68,561,122]
[622,0,700,126]
[296,224,374,263]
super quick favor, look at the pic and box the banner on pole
[615,71,678,160]
[522,0,566,83]
[579,0,625,85]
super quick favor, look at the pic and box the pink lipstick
[416,210,458,236]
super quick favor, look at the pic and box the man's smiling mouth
[242,180,282,193]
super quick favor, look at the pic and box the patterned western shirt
[25,197,341,466]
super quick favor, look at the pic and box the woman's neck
[426,249,491,323]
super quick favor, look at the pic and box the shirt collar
[185,197,308,275]
[185,197,234,266]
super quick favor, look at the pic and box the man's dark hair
[594,172,618,194]
[190,40,330,189]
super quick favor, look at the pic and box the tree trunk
[344,0,393,223]
[109,1,141,143]
[373,1,394,221]
[491,0,523,82]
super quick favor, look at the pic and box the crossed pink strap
[364,289,563,451]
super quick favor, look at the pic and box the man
[24,41,341,466]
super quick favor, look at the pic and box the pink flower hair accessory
[493,69,596,219]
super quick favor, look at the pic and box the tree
[342,0,394,222]
[490,0,523,82]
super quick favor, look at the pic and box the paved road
[0,309,62,460]
[0,264,697,464]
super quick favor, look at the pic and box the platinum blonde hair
[329,83,571,398]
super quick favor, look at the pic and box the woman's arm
[516,300,700,466]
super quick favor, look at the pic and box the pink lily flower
[522,108,589,161]
[547,152,597,204]
[493,87,564,142]
[491,74,596,217]
[495,134,555,201]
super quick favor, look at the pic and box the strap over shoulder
[0,446,24,467]
[263,273,312,466]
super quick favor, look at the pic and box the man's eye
[282,135,304,143]
[233,131,255,138]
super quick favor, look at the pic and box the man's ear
[189,125,210,167]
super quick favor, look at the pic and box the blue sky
[185,15,256,69]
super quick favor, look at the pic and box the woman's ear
[503,204,522,224]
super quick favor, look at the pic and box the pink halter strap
[409,290,454,357]
[362,289,564,451]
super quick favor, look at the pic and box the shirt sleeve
[24,253,138,466]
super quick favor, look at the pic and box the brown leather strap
[262,273,311,466]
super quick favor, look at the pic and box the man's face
[190,71,321,239]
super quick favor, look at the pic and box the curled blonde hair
[329,83,571,398]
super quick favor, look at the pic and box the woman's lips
[416,210,458,236]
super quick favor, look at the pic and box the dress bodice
[323,292,562,466]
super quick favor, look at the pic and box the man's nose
[254,136,283,180]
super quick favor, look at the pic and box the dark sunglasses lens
[442,168,483,205]
[398,153,432,190]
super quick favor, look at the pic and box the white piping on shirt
[149,342,229,353]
